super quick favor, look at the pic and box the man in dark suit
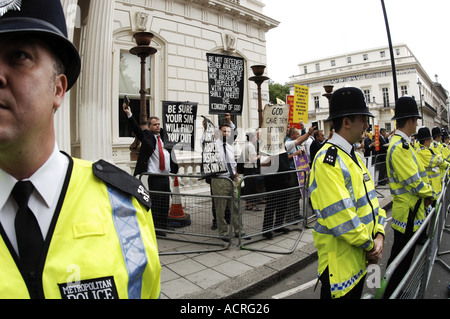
[123,103,178,235]
[377,128,389,185]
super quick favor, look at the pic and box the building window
[401,85,408,96]
[396,48,400,55]
[304,66,308,74]
[382,87,390,107]
[347,56,352,63]
[363,89,371,104]
[314,96,320,109]
[363,54,368,61]
[386,123,391,132]
[380,51,386,58]
[331,60,336,67]
[118,50,152,138]
[315,63,320,72]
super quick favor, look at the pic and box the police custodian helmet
[325,87,374,122]
[391,96,422,121]
[432,126,442,138]
[416,126,432,142]
[0,0,81,91]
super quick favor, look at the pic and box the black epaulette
[401,138,410,150]
[93,160,151,210]
[323,146,337,166]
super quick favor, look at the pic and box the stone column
[79,0,115,162]
[54,0,78,154]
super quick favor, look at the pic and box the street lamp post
[128,31,158,160]
[130,32,158,126]
[249,65,269,129]
[417,78,424,126]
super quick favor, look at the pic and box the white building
[57,0,278,179]
[287,44,449,135]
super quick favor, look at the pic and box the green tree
[268,80,290,104]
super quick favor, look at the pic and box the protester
[242,132,260,211]
[0,0,160,299]
[123,103,178,237]
[384,96,436,298]
[309,129,327,163]
[376,128,389,185]
[211,122,247,241]
[309,87,386,299]
[261,125,314,239]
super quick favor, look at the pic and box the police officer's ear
[53,74,68,112]
[342,116,353,129]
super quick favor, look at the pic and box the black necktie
[12,181,44,273]
[350,147,358,164]
[223,142,235,180]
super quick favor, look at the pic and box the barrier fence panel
[139,173,234,255]
[369,169,450,299]
[237,170,308,254]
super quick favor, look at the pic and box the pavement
[158,186,393,299]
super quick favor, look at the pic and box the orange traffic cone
[168,177,191,228]
[169,177,185,218]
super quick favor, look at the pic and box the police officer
[0,0,160,299]
[430,126,444,158]
[385,96,436,298]
[309,87,386,299]
[416,127,448,199]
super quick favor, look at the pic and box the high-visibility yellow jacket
[387,135,436,234]
[0,157,161,299]
[430,140,443,158]
[439,142,450,163]
[416,144,449,197]
[309,143,386,299]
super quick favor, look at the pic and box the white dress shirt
[0,144,69,255]
[147,134,170,175]
[216,138,237,178]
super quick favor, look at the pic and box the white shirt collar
[0,144,69,210]
[327,132,353,155]
[396,129,411,143]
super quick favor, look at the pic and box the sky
[262,0,450,92]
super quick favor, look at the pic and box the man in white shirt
[211,122,242,241]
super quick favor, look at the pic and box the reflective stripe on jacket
[387,135,436,234]
[0,158,161,299]
[309,143,386,299]
[416,145,449,198]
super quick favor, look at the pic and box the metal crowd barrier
[139,173,233,255]
[364,168,450,299]
[139,170,310,256]
[237,169,309,254]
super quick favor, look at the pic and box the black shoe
[274,227,290,234]
[262,232,273,239]
[156,231,166,237]
[236,233,251,240]
[220,236,230,243]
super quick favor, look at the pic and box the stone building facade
[287,44,449,135]
[57,0,278,179]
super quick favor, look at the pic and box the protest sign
[260,103,289,156]
[374,125,380,152]
[162,101,197,151]
[200,116,227,178]
[293,85,309,124]
[206,53,244,115]
[287,95,301,129]
[293,154,310,197]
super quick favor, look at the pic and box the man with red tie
[123,103,178,236]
